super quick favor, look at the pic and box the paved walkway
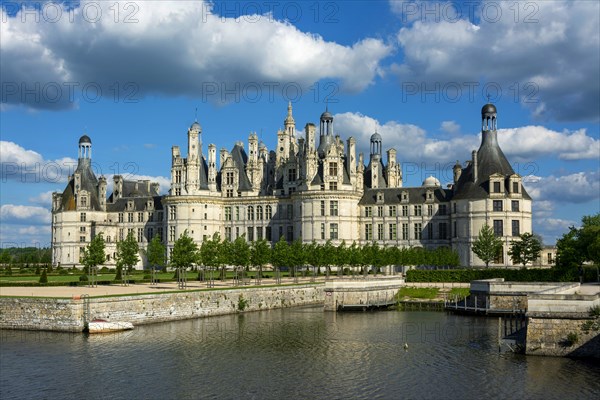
[579,283,600,295]
[0,275,404,298]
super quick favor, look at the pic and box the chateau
[51,103,532,268]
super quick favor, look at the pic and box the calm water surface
[1,307,599,399]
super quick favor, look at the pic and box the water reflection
[1,307,599,400]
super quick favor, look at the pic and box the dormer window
[127,200,134,210]
[401,191,409,202]
[376,192,384,204]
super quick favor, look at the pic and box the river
[1,307,599,399]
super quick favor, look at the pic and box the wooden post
[498,317,502,353]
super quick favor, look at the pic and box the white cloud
[440,120,460,135]
[393,1,600,121]
[333,112,599,164]
[1,1,392,110]
[28,191,54,207]
[524,171,600,204]
[0,141,77,183]
[0,204,51,225]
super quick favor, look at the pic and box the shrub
[406,268,559,283]
[589,305,600,318]
[39,269,48,284]
[79,274,89,282]
[58,269,69,275]
[35,266,41,275]
[566,332,579,346]
[237,294,249,312]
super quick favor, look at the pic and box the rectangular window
[329,162,338,176]
[138,228,144,242]
[287,226,294,242]
[80,213,86,222]
[453,221,457,238]
[235,206,240,220]
[225,206,232,221]
[266,226,272,241]
[513,182,519,193]
[225,172,234,185]
[247,206,254,220]
[512,220,520,237]
[365,224,372,241]
[119,228,124,241]
[330,223,338,240]
[236,227,240,239]
[288,168,296,182]
[389,206,397,217]
[80,226,86,233]
[321,223,326,240]
[138,212,144,222]
[225,227,232,241]
[175,170,182,183]
[147,228,153,240]
[402,205,408,217]
[414,223,422,240]
[365,206,372,217]
[439,204,447,215]
[377,206,383,217]
[175,188,181,196]
[427,205,433,216]
[330,201,338,216]
[287,204,293,219]
[377,224,384,240]
[226,189,234,198]
[320,201,326,216]
[169,206,176,220]
[81,197,87,207]
[256,227,263,240]
[414,205,422,216]
[439,223,447,239]
[157,211,163,221]
[79,236,85,243]
[493,181,501,193]
[493,220,503,237]
[128,212,134,223]
[169,226,176,242]
[547,252,553,264]
[402,223,409,240]
[118,213,124,223]
[493,200,503,212]
[389,223,397,240]
[257,206,263,220]
[329,181,338,191]
[148,212,154,222]
[427,224,433,240]
[511,201,519,212]
[157,228,163,241]
[247,227,254,242]
[494,247,504,264]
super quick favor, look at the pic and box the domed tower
[317,107,335,157]
[78,135,92,165]
[481,103,497,131]
[370,131,382,160]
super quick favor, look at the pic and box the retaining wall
[0,285,324,332]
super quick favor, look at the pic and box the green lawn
[449,288,470,299]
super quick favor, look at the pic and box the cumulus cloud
[440,120,460,135]
[1,1,392,110]
[393,1,600,121]
[0,141,77,183]
[333,112,599,164]
[0,204,51,225]
[28,191,54,207]
[524,171,600,204]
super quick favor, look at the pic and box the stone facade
[0,285,324,332]
[526,317,600,358]
[51,103,532,268]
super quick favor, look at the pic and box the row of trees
[472,225,543,267]
[555,214,600,280]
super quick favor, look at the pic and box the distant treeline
[0,247,52,265]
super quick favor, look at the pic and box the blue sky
[1,0,599,248]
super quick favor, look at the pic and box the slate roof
[359,187,452,205]
[453,130,531,200]
[58,159,101,211]
[230,144,253,191]
[364,158,388,189]
[107,195,163,212]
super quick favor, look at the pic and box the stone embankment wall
[526,316,600,358]
[0,285,324,332]
[323,277,404,311]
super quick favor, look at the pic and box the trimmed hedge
[406,266,599,283]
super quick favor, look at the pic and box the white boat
[87,319,134,333]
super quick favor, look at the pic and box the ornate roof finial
[195,107,198,121]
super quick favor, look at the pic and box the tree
[472,224,503,267]
[231,236,250,284]
[146,235,166,271]
[115,231,140,275]
[200,233,222,281]
[556,213,600,280]
[39,269,48,284]
[508,232,543,267]
[271,236,290,281]
[250,239,271,282]
[288,239,306,279]
[81,233,106,272]
[170,230,200,271]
